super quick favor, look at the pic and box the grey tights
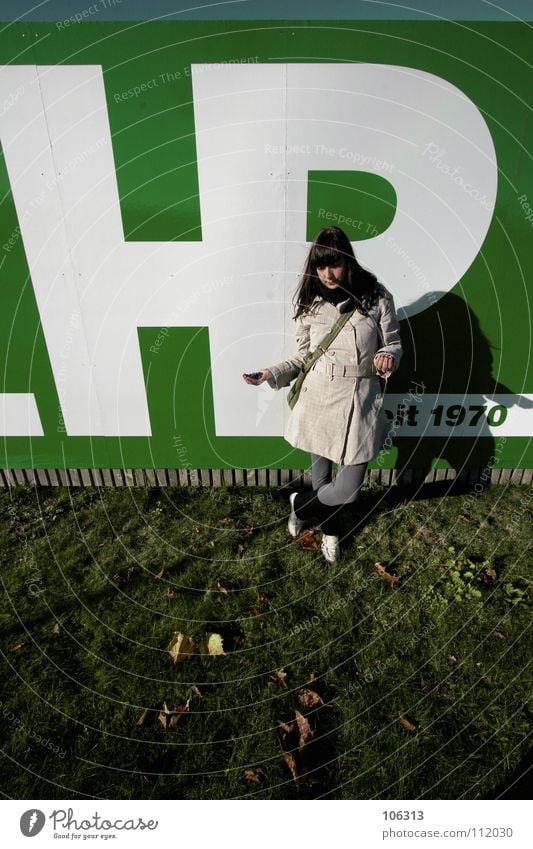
[311,454,368,506]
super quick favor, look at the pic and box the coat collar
[312,294,354,313]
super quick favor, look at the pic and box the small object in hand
[244,371,263,379]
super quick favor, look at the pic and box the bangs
[310,244,346,269]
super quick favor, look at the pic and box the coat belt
[311,361,374,378]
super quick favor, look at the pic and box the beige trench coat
[266,286,402,465]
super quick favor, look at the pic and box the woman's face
[315,262,346,289]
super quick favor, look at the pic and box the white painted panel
[0,63,498,441]
[0,393,43,435]
[285,63,497,318]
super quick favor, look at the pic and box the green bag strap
[300,307,357,375]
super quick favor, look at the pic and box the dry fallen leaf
[168,632,198,664]
[136,708,151,727]
[494,631,506,640]
[298,688,323,709]
[52,623,60,635]
[447,654,459,664]
[483,567,497,584]
[158,700,190,731]
[11,643,24,652]
[399,714,418,733]
[243,768,265,784]
[278,711,316,783]
[373,562,400,587]
[269,669,288,688]
[217,581,229,595]
[283,751,301,782]
[191,685,203,699]
[165,588,177,599]
[136,706,159,727]
[237,543,245,559]
[221,516,234,525]
[295,710,314,749]
[155,567,167,580]
[207,633,225,656]
[296,529,321,550]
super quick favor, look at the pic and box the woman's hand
[373,353,395,378]
[242,368,272,385]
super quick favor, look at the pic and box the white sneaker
[288,492,305,538]
[321,534,340,563]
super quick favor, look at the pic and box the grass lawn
[0,478,531,800]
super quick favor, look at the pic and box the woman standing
[243,226,402,562]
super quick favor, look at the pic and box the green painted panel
[307,171,397,241]
[0,20,531,469]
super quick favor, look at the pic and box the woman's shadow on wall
[342,290,531,527]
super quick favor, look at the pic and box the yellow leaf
[207,633,225,656]
[168,632,198,664]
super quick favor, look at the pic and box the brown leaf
[221,516,234,525]
[283,751,301,781]
[111,573,120,583]
[244,524,255,536]
[165,588,177,598]
[298,688,323,709]
[11,643,24,652]
[155,567,167,580]
[447,654,458,664]
[494,631,506,640]
[158,700,190,731]
[237,543,245,558]
[258,593,267,603]
[458,514,470,521]
[52,623,60,635]
[168,632,198,664]
[278,720,294,736]
[136,706,159,727]
[296,529,321,550]
[295,710,314,749]
[191,685,203,699]
[243,768,265,784]
[217,581,229,595]
[373,562,400,587]
[269,669,288,688]
[399,713,418,733]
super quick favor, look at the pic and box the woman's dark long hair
[293,226,381,320]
